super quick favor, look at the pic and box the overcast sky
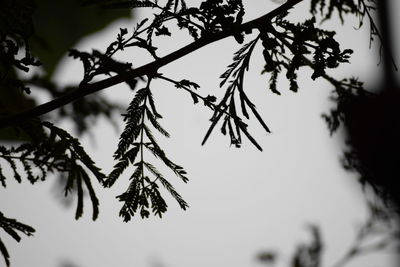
[1,1,399,267]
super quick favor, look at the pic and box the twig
[0,0,304,129]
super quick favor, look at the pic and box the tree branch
[0,0,303,129]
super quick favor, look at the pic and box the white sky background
[1,1,400,267]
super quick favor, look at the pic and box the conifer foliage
[0,0,387,265]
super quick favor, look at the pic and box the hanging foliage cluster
[0,0,386,265]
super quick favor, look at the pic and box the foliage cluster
[0,0,397,266]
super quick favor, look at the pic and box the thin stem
[361,0,397,72]
[1,154,47,164]
[139,79,151,190]
[0,154,67,172]
[156,74,241,120]
[279,32,347,57]
[152,2,204,31]
[155,75,213,106]
[0,0,304,129]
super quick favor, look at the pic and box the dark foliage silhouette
[257,199,398,267]
[321,0,400,215]
[0,0,398,266]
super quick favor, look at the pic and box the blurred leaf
[0,0,35,39]
[31,0,132,76]
[0,0,131,141]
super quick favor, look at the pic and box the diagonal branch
[0,0,303,129]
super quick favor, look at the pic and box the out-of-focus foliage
[0,121,105,218]
[32,0,131,77]
[320,0,400,214]
[0,0,40,139]
[0,0,130,139]
[257,200,399,267]
[0,0,129,265]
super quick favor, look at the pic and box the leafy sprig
[107,78,188,221]
[311,0,361,23]
[0,212,35,267]
[0,121,105,220]
[203,36,270,150]
[272,16,353,81]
